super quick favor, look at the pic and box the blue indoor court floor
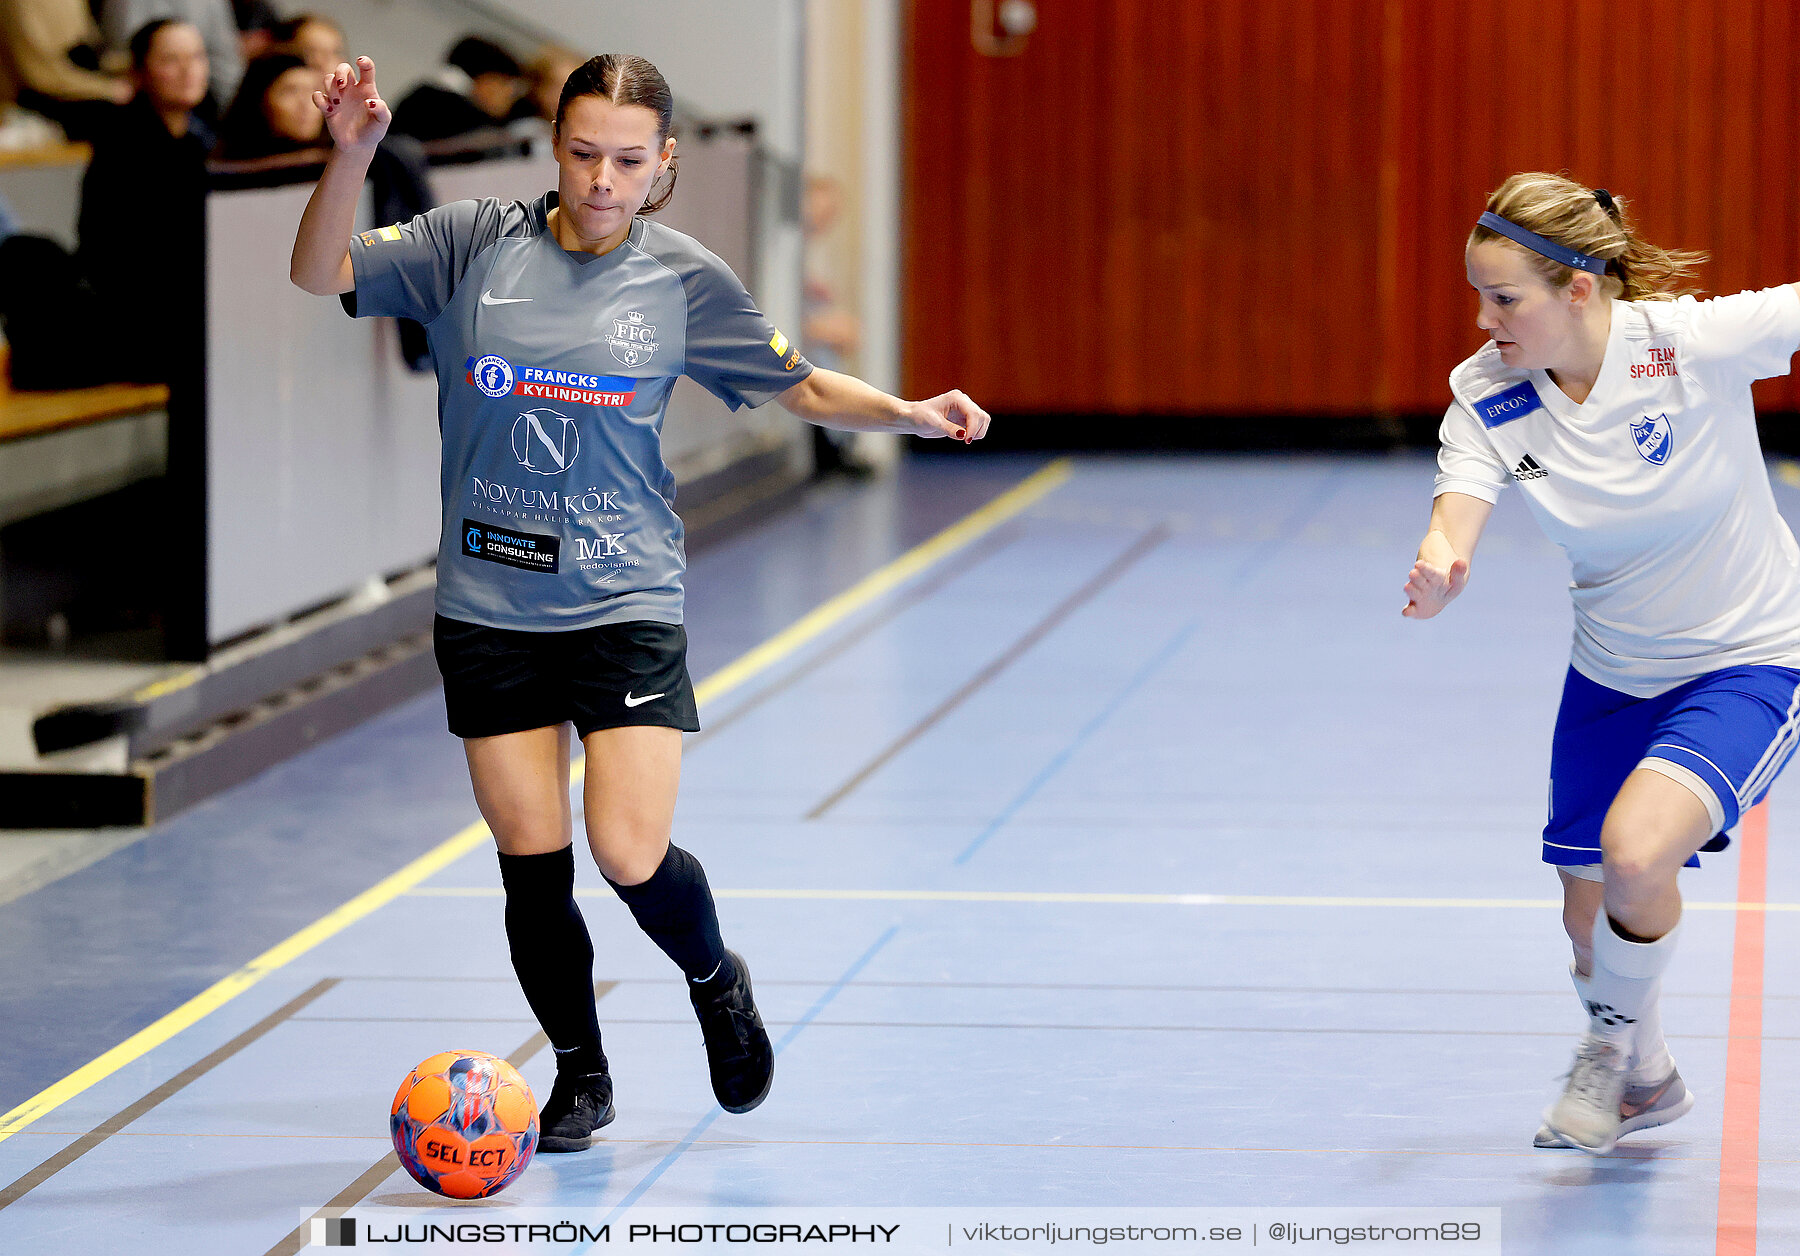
[1,452,1796,1255]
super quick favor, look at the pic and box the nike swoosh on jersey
[480,291,532,305]
[623,692,665,707]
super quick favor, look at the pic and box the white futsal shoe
[1534,1062,1694,1150]
[1542,1033,1630,1152]
[1540,1034,1694,1153]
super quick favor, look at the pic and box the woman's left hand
[906,390,991,443]
[314,56,390,154]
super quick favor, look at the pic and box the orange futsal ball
[389,1050,539,1199]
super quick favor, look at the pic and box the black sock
[497,846,606,1075]
[605,844,729,984]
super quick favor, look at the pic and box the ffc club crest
[606,310,659,367]
[1631,413,1674,466]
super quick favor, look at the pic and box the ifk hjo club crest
[1631,413,1673,466]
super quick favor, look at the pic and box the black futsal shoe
[537,1067,615,1152]
[689,950,775,1114]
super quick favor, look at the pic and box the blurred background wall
[902,0,1800,427]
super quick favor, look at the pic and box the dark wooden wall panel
[905,0,1800,416]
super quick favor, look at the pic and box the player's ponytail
[554,53,679,215]
[1470,172,1707,302]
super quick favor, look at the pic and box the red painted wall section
[905,0,1800,416]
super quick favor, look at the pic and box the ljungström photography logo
[310,1215,355,1246]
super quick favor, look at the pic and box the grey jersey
[345,193,812,630]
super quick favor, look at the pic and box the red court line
[1717,799,1768,1256]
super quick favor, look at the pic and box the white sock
[1570,963,1674,1081]
[1585,905,1680,1058]
[1629,982,1675,1080]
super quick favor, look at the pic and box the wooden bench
[0,143,169,440]
[0,346,169,443]
[0,142,91,172]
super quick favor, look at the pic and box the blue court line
[953,620,1200,865]
[947,468,1341,866]
[591,926,901,1234]
[1229,466,1347,585]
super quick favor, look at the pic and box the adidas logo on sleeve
[1511,454,1549,482]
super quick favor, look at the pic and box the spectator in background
[99,0,241,113]
[0,16,206,389]
[76,18,211,380]
[272,13,344,74]
[213,51,323,160]
[232,0,281,62]
[0,0,133,142]
[517,44,583,124]
[391,35,525,143]
[116,16,212,145]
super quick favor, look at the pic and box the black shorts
[433,615,701,740]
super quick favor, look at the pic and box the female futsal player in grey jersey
[290,53,990,1150]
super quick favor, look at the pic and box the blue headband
[1476,211,1609,276]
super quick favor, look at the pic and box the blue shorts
[1545,665,1800,869]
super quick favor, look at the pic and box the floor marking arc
[0,459,1072,1148]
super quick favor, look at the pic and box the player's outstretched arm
[290,56,391,295]
[777,368,990,443]
[1403,491,1492,620]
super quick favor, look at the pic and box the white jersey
[1435,286,1800,697]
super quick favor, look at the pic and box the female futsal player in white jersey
[290,54,990,1150]
[1404,171,1800,1155]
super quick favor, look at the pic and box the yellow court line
[0,819,491,1143]
[404,886,1800,911]
[690,460,1070,707]
[131,667,206,704]
[566,458,1071,789]
[0,458,1073,1145]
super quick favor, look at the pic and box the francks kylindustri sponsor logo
[465,355,637,407]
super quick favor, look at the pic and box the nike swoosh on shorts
[623,692,665,708]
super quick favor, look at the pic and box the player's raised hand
[314,56,390,154]
[906,390,991,443]
[1402,530,1469,619]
